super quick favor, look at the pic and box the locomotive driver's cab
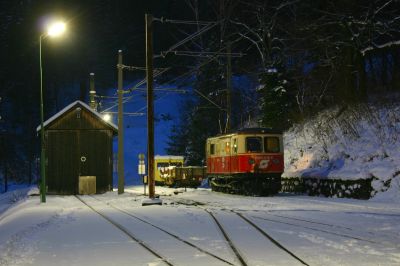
[245,136,280,153]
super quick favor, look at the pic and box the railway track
[90,195,309,265]
[204,209,248,266]
[75,195,174,266]
[244,210,400,248]
[88,195,235,266]
[171,196,400,261]
[250,214,377,244]
[171,197,399,249]
[79,193,399,265]
[262,212,354,231]
[281,197,400,214]
[203,208,310,266]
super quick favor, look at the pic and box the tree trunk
[381,50,388,91]
[391,47,400,91]
[367,55,377,93]
[356,52,367,100]
[4,163,7,193]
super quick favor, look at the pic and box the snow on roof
[154,155,184,160]
[36,100,118,132]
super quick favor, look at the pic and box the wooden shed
[36,101,117,195]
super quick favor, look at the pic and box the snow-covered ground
[283,101,400,200]
[1,186,399,266]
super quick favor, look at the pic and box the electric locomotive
[206,128,283,196]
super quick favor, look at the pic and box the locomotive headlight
[248,158,255,165]
[272,158,280,164]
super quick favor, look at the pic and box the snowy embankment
[283,100,400,201]
[0,186,36,215]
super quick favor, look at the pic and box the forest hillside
[283,95,400,201]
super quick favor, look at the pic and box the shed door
[46,131,79,194]
[79,130,111,193]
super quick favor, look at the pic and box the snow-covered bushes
[283,98,400,199]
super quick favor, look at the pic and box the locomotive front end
[206,128,283,196]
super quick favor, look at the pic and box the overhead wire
[156,20,222,58]
[171,50,244,57]
[100,14,249,116]
[153,17,217,26]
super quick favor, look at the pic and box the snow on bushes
[283,99,400,199]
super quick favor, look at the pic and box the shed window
[264,137,280,153]
[210,144,215,155]
[246,137,262,153]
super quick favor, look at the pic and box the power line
[99,86,185,113]
[106,50,227,116]
[153,17,218,26]
[125,68,170,93]
[145,34,252,112]
[103,111,145,117]
[95,95,131,99]
[170,50,244,58]
[194,89,225,110]
[100,95,134,113]
[131,88,178,114]
[118,64,169,72]
[155,24,251,90]
[101,16,247,117]
[133,88,187,93]
[156,21,221,58]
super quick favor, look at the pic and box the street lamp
[102,113,111,122]
[39,21,66,203]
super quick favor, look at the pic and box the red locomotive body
[206,128,283,195]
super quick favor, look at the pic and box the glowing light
[47,22,66,37]
[103,113,111,122]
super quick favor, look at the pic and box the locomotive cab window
[210,144,215,155]
[225,142,230,154]
[233,138,238,154]
[246,137,262,153]
[264,137,280,152]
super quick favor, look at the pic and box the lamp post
[39,21,66,203]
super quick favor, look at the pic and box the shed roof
[36,100,118,133]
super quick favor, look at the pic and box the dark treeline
[165,0,400,165]
[0,0,399,184]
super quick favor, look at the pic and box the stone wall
[281,177,373,199]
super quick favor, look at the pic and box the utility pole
[117,50,124,194]
[89,73,97,111]
[39,34,46,203]
[226,41,232,132]
[146,14,155,199]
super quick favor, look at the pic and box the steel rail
[250,215,379,244]
[259,211,400,243]
[174,198,395,249]
[75,196,174,266]
[233,211,310,266]
[204,209,248,266]
[171,199,309,266]
[172,198,398,259]
[88,195,235,266]
[265,212,355,231]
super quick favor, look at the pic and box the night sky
[1,0,215,183]
[1,0,400,184]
